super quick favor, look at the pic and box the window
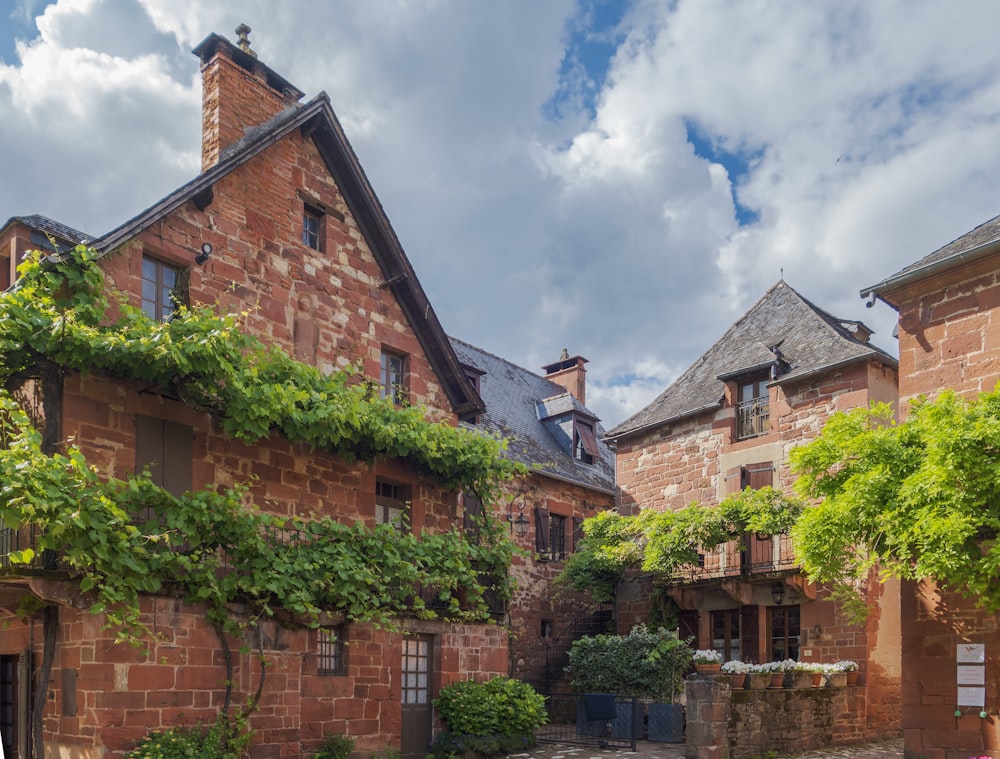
[136,415,193,498]
[141,256,182,321]
[534,507,570,561]
[541,620,553,638]
[736,374,770,439]
[380,349,407,405]
[376,478,409,530]
[711,609,741,662]
[573,419,599,464]
[317,627,346,675]
[462,491,483,543]
[769,605,800,662]
[460,366,484,424]
[302,208,321,250]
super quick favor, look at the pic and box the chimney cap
[235,23,257,59]
[541,351,588,375]
[192,31,305,102]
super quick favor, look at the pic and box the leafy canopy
[558,487,803,602]
[791,394,1000,614]
[0,246,519,638]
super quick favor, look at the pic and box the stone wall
[0,596,508,758]
[685,675,867,759]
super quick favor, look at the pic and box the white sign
[958,666,986,685]
[958,686,986,707]
[957,643,986,663]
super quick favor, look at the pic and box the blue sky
[2,0,1000,427]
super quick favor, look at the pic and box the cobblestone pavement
[515,737,903,759]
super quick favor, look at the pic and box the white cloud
[2,0,1000,428]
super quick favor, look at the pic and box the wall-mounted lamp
[195,242,213,265]
[508,500,530,535]
[772,583,785,606]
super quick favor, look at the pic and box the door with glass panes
[400,636,433,759]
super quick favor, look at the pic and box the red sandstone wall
[0,598,507,758]
[504,475,614,690]
[884,254,1000,758]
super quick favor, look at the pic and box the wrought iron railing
[668,532,797,583]
[737,395,770,439]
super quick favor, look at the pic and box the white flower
[692,649,722,664]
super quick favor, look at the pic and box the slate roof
[449,338,615,495]
[3,215,89,247]
[862,212,1000,300]
[606,281,897,441]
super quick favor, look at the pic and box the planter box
[746,672,771,690]
[647,702,683,743]
[575,698,641,740]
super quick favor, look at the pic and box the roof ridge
[449,336,564,390]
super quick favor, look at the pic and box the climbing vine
[0,246,520,640]
[558,486,803,602]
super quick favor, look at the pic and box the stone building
[0,29,508,759]
[604,280,901,739]
[863,212,1000,757]
[449,340,616,691]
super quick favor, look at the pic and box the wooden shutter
[745,462,774,490]
[725,466,743,495]
[678,611,699,646]
[462,492,483,531]
[571,517,584,553]
[136,415,193,497]
[577,423,600,457]
[740,605,760,664]
[534,507,549,553]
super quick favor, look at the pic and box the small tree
[790,393,1000,619]
[567,625,692,702]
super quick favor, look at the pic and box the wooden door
[400,636,433,759]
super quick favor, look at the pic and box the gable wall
[100,129,451,420]
[883,253,1000,758]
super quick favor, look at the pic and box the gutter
[603,400,723,444]
[861,237,1000,306]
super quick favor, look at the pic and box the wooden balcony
[665,532,798,585]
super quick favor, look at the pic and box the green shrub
[314,734,354,759]
[125,713,252,759]
[433,676,547,740]
[427,731,534,759]
[567,624,691,701]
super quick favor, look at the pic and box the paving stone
[524,738,903,759]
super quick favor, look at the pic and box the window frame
[380,349,408,405]
[768,604,800,662]
[736,373,771,440]
[573,418,599,465]
[141,255,183,322]
[316,626,346,676]
[302,206,322,251]
[375,478,410,531]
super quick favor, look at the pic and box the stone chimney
[542,349,588,405]
[192,24,305,171]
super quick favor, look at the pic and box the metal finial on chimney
[559,348,569,361]
[235,23,257,59]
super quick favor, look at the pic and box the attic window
[302,207,322,250]
[460,365,484,425]
[574,419,599,464]
[736,374,770,440]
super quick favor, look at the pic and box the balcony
[666,533,797,585]
[737,395,770,439]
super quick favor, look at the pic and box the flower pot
[847,671,859,686]
[746,672,771,690]
[826,672,848,687]
[694,663,721,675]
[789,671,814,689]
[728,673,747,689]
[811,672,823,688]
[769,672,785,689]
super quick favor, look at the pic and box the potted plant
[836,660,859,686]
[720,659,750,689]
[788,662,819,689]
[768,660,789,689]
[823,662,848,687]
[745,663,772,690]
[692,649,722,674]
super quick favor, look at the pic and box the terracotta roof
[863,212,1000,300]
[605,281,897,441]
[449,338,615,495]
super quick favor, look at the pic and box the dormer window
[737,374,770,440]
[573,419,599,464]
[460,365,484,425]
